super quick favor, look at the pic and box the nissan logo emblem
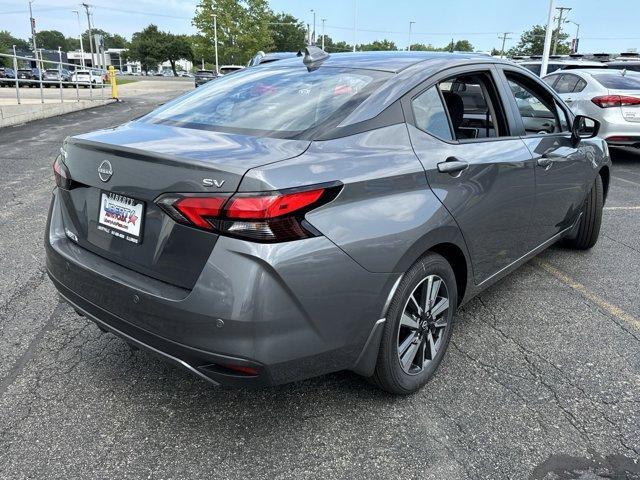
[98,160,113,182]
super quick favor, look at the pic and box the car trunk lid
[59,121,310,288]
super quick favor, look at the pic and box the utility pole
[552,6,571,55]
[81,3,94,68]
[72,10,85,68]
[408,21,415,51]
[321,18,326,50]
[28,1,38,67]
[310,10,316,46]
[213,13,218,74]
[498,32,513,58]
[540,0,556,77]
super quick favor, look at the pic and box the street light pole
[310,10,316,46]
[353,0,357,52]
[567,20,580,53]
[213,13,219,74]
[72,10,85,68]
[81,3,95,69]
[540,0,556,77]
[28,0,38,68]
[321,18,326,50]
[408,21,415,51]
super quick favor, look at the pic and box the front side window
[411,86,453,141]
[143,66,390,138]
[506,73,561,135]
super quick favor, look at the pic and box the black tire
[372,252,457,395]
[563,175,603,250]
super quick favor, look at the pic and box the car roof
[546,68,639,76]
[520,59,604,66]
[270,50,496,73]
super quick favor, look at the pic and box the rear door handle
[437,158,469,174]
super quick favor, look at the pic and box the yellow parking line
[534,259,640,331]
[603,206,640,210]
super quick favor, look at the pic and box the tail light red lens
[156,184,340,243]
[591,95,640,108]
[174,196,226,229]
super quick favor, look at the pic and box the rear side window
[411,86,453,141]
[592,74,640,90]
[554,74,581,94]
[144,66,390,138]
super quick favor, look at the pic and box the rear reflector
[591,95,640,108]
[156,184,341,243]
[52,155,72,189]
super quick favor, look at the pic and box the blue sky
[1,0,639,53]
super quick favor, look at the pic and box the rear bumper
[604,135,640,148]
[46,189,395,386]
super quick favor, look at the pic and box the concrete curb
[0,99,116,128]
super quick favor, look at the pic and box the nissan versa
[46,49,610,394]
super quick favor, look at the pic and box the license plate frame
[97,191,145,244]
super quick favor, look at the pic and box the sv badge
[202,178,225,188]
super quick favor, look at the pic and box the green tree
[128,25,164,73]
[508,25,570,56]
[0,31,29,66]
[450,39,474,52]
[270,12,305,52]
[164,34,193,75]
[33,30,69,50]
[81,29,128,52]
[193,0,273,65]
[408,43,440,52]
[359,39,397,51]
[319,36,353,53]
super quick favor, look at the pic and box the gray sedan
[544,68,640,148]
[46,49,610,395]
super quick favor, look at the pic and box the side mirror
[571,115,600,146]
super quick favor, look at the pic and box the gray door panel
[407,125,536,284]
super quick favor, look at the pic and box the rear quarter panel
[239,124,471,278]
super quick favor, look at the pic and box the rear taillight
[52,155,72,189]
[156,184,340,243]
[591,95,640,108]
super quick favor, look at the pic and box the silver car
[544,69,640,148]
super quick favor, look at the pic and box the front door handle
[437,158,469,174]
[537,157,554,168]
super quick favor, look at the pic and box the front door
[498,68,592,246]
[404,67,536,284]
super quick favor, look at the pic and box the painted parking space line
[534,259,640,332]
[613,176,640,187]
[603,206,640,211]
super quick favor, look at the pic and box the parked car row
[0,66,108,88]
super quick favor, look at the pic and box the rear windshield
[144,66,390,138]
[196,71,214,76]
[593,74,640,90]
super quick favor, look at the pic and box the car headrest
[442,91,464,131]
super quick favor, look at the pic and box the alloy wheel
[396,275,450,375]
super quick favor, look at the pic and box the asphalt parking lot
[0,90,638,479]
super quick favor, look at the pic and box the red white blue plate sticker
[98,192,144,244]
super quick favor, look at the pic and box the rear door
[497,67,592,246]
[404,65,536,284]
